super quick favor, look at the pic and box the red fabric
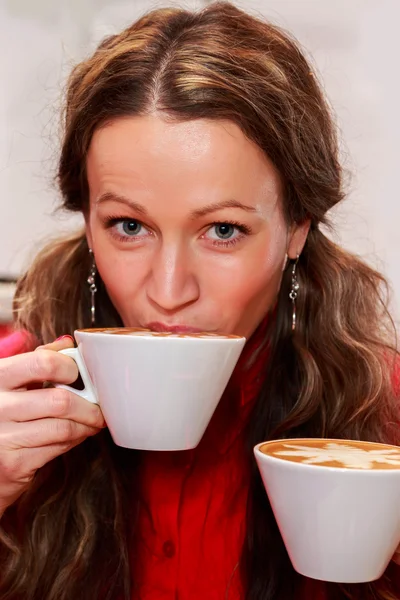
[0,324,13,339]
[0,328,36,358]
[132,347,261,599]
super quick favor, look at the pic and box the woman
[0,2,399,599]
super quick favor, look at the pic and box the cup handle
[55,348,98,404]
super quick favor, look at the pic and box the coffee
[78,327,241,339]
[260,438,400,470]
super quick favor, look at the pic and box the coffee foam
[260,439,400,470]
[78,327,241,339]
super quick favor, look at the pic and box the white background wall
[1,0,399,319]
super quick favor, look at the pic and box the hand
[0,336,105,515]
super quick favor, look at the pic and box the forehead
[86,115,282,206]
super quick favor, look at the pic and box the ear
[287,219,311,259]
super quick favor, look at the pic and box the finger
[0,348,79,391]
[35,335,75,352]
[0,388,105,429]
[0,436,90,485]
[27,436,90,470]
[0,419,101,450]
[25,338,74,391]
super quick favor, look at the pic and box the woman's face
[85,116,308,338]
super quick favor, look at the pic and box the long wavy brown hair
[2,2,399,599]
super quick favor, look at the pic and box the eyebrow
[95,192,258,218]
[190,199,257,218]
[95,192,148,216]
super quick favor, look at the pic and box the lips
[145,322,205,334]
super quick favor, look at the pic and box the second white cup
[254,438,400,583]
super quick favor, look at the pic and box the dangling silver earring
[289,255,300,331]
[87,249,97,326]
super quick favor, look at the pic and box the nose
[146,243,200,313]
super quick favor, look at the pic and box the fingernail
[55,335,74,342]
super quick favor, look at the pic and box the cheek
[213,257,283,309]
[91,237,146,316]
[233,264,284,336]
[218,225,286,298]
[202,245,286,334]
[223,223,287,334]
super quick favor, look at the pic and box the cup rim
[254,438,400,475]
[74,328,246,341]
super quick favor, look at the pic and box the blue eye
[111,219,149,239]
[206,223,241,242]
[214,224,235,239]
[121,220,142,235]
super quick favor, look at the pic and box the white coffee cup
[56,328,246,451]
[254,438,400,583]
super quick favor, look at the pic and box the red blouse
[132,359,258,598]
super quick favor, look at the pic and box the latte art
[260,439,400,470]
